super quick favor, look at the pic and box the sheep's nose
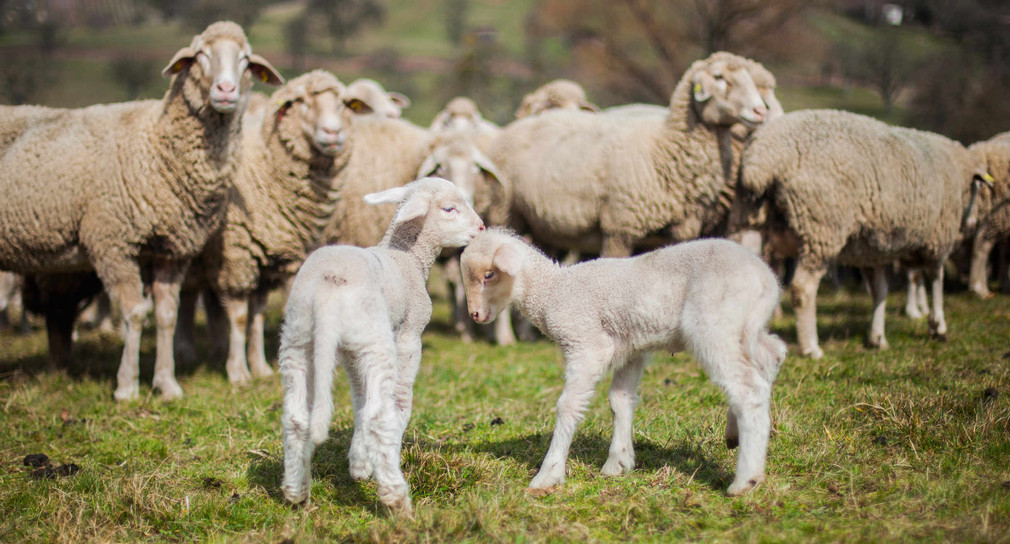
[216,81,236,94]
[478,224,485,231]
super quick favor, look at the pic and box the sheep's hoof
[282,485,310,506]
[727,474,764,497]
[725,437,739,450]
[228,368,253,386]
[866,336,889,351]
[251,363,274,378]
[348,460,373,481]
[601,456,634,476]
[113,384,140,402]
[154,378,184,400]
[384,495,413,517]
[801,346,824,359]
[971,288,995,300]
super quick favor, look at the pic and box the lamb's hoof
[113,384,139,402]
[282,485,309,506]
[348,460,373,481]
[929,330,948,342]
[601,456,634,476]
[802,346,825,359]
[904,309,924,320]
[384,495,413,517]
[153,378,184,400]
[727,474,764,496]
[529,470,563,490]
[725,437,739,450]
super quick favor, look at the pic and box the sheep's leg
[530,347,611,489]
[281,343,314,505]
[493,306,516,345]
[203,288,229,360]
[93,292,116,333]
[393,334,423,436]
[151,263,186,400]
[445,256,475,343]
[343,359,373,481]
[43,297,78,371]
[925,262,948,341]
[359,348,412,515]
[724,368,772,496]
[602,353,645,476]
[174,289,199,364]
[790,262,826,359]
[725,408,740,449]
[106,264,151,402]
[223,295,253,385]
[904,268,926,319]
[969,232,996,299]
[246,290,273,378]
[866,266,890,350]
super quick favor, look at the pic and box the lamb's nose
[471,311,480,320]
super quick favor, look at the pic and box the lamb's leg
[446,256,475,343]
[602,353,645,476]
[925,261,948,341]
[969,232,996,299]
[493,306,516,345]
[725,408,740,449]
[530,346,611,489]
[790,262,827,359]
[724,368,772,496]
[151,263,186,399]
[246,290,273,378]
[359,347,412,515]
[344,361,373,481]
[393,335,423,436]
[105,263,151,402]
[174,289,199,364]
[223,295,253,385]
[866,266,890,350]
[281,343,314,505]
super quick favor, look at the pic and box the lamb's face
[162,21,283,114]
[460,235,518,324]
[692,59,767,128]
[426,182,486,248]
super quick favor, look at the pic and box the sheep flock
[2,19,1010,515]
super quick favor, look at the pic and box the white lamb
[460,228,787,496]
[279,177,485,515]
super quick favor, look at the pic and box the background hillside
[1,0,1009,142]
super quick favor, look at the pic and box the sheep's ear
[346,98,374,115]
[363,186,410,206]
[162,46,198,78]
[417,154,440,179]
[579,100,600,113]
[388,92,411,109]
[493,243,523,277]
[692,73,713,103]
[473,148,505,187]
[248,53,285,87]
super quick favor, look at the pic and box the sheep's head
[344,78,410,118]
[966,136,1010,229]
[515,79,599,119]
[364,177,485,249]
[271,70,351,158]
[417,134,506,217]
[162,20,283,114]
[689,53,767,128]
[431,97,484,132]
[460,229,522,324]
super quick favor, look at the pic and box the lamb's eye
[483,270,495,280]
[441,205,457,213]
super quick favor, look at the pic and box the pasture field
[1,284,1008,543]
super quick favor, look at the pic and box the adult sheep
[966,132,1010,298]
[178,70,355,385]
[514,79,599,119]
[731,109,991,358]
[0,21,283,400]
[344,78,411,119]
[491,52,770,258]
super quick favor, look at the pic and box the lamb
[344,78,411,118]
[279,177,485,514]
[490,52,769,259]
[514,79,599,119]
[460,228,786,496]
[731,109,991,358]
[0,21,283,400]
[179,70,355,385]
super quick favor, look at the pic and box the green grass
[1,282,1009,542]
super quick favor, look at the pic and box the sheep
[965,132,1010,298]
[731,109,991,358]
[460,228,786,496]
[0,271,28,332]
[344,78,411,118]
[490,52,769,259]
[178,70,355,385]
[279,177,485,514]
[416,129,512,344]
[514,78,599,119]
[429,96,501,153]
[0,21,283,400]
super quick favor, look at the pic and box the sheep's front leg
[151,262,187,399]
[904,268,929,319]
[530,347,611,489]
[246,290,273,378]
[925,261,948,341]
[223,295,253,385]
[602,353,645,476]
[725,368,772,496]
[108,274,150,401]
[866,266,890,350]
[969,231,996,299]
[790,261,827,359]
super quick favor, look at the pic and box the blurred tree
[444,0,469,46]
[526,0,810,104]
[835,26,920,114]
[305,0,385,54]
[285,12,310,71]
[109,57,158,100]
[145,0,269,31]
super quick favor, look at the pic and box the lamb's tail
[308,305,340,446]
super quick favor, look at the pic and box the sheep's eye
[483,270,495,281]
[713,73,724,80]
[441,205,457,213]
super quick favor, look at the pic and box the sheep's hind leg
[223,296,254,385]
[724,368,772,496]
[866,266,890,350]
[104,260,151,401]
[359,347,412,515]
[281,349,313,505]
[790,261,826,359]
[602,353,645,476]
[247,290,274,378]
[151,262,187,399]
[925,261,948,341]
[343,360,373,481]
[530,345,611,489]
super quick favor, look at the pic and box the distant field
[1,283,1008,542]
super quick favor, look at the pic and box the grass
[1,280,1009,542]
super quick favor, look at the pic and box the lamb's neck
[378,220,441,277]
[511,245,563,332]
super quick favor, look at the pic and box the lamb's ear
[364,185,430,225]
[493,243,523,276]
[162,46,198,78]
[363,186,410,206]
[388,91,411,109]
[247,53,285,87]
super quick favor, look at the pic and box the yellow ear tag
[261,71,270,83]
[983,173,995,183]
[693,83,702,94]
[173,60,186,73]
[349,100,362,112]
